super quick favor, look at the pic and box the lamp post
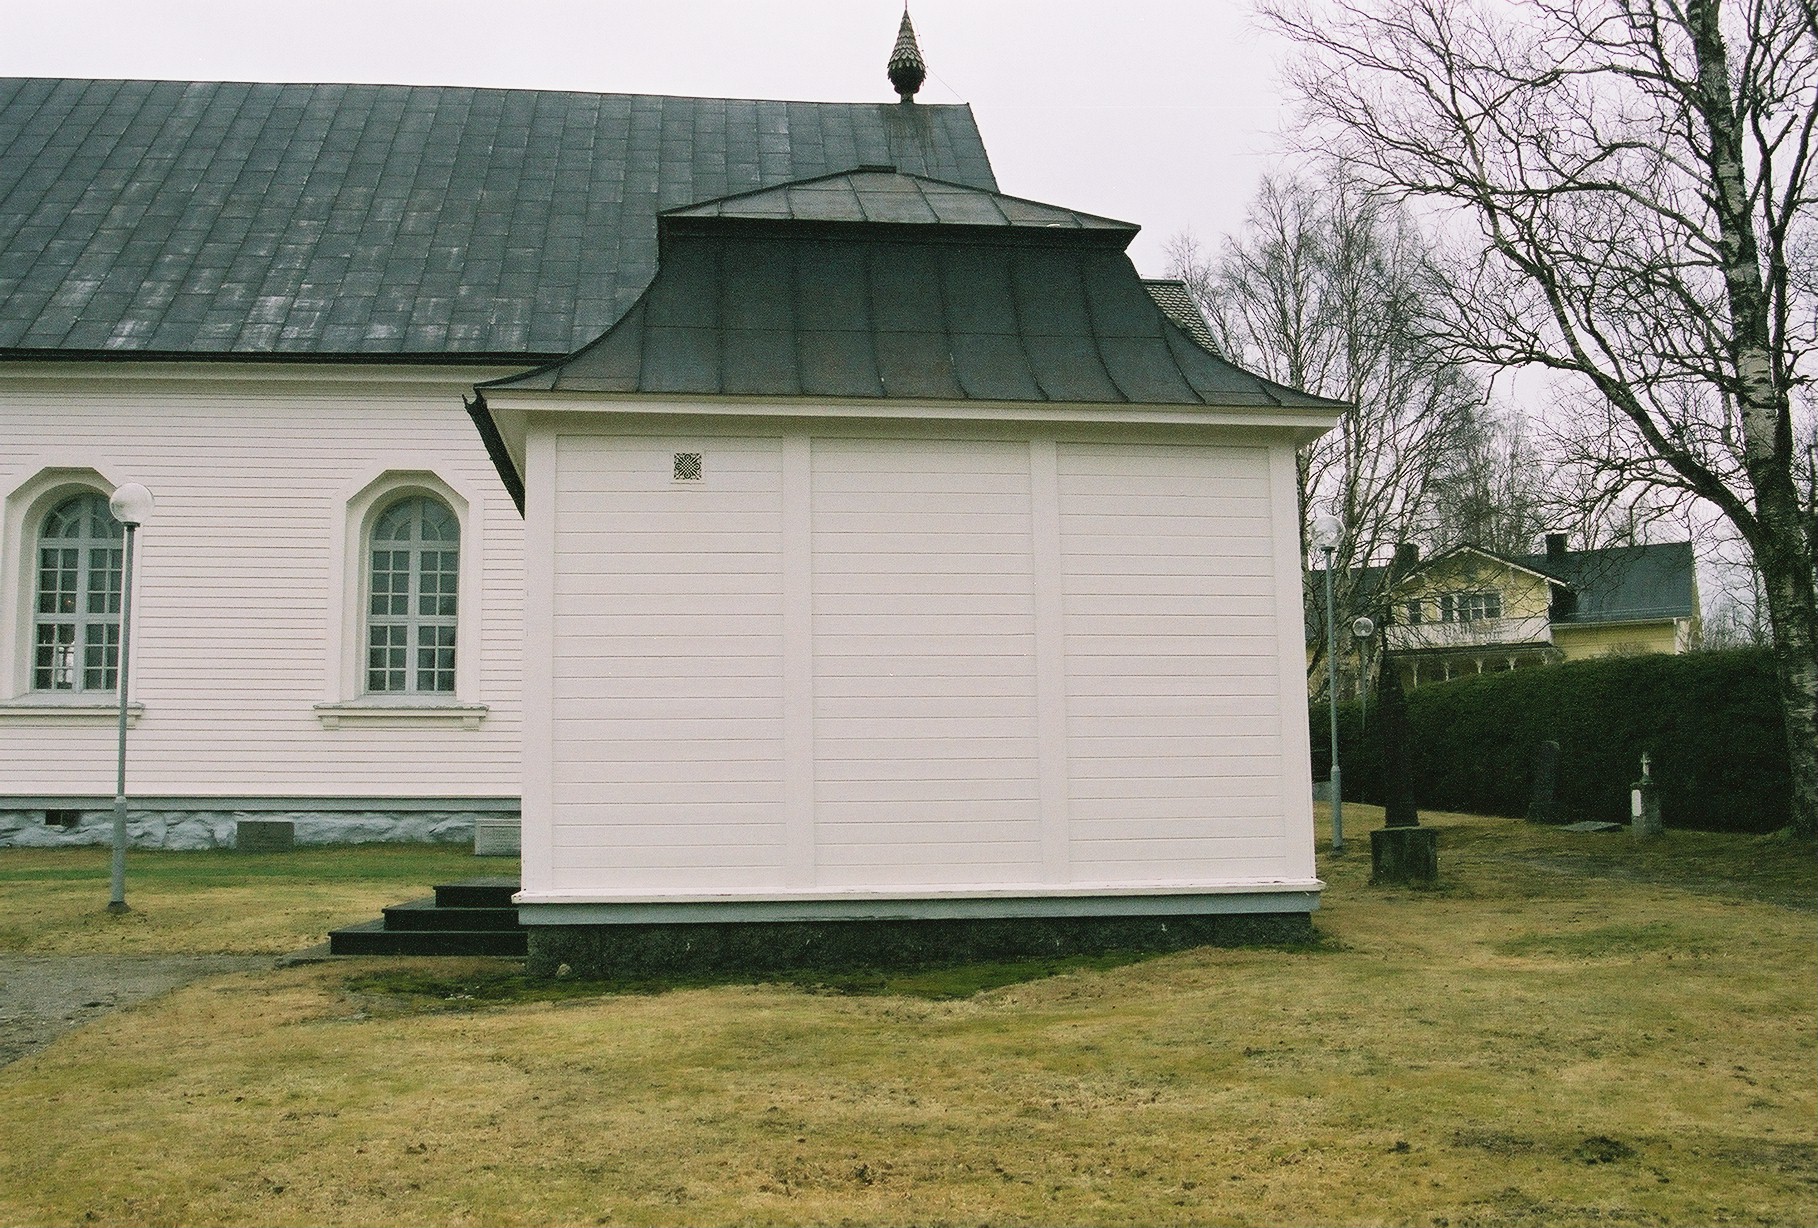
[1352,615,1375,734]
[1312,513,1344,854]
[107,482,153,915]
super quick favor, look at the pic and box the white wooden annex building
[472,170,1342,931]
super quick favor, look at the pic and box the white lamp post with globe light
[1353,615,1375,733]
[1312,513,1345,854]
[106,482,152,915]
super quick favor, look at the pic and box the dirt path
[0,954,269,1068]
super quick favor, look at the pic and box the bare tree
[1431,401,1554,554]
[1267,0,1818,836]
[1166,170,1489,690]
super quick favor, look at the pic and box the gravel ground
[0,955,269,1068]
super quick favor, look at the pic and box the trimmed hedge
[1309,648,1790,832]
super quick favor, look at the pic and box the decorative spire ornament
[887,7,926,102]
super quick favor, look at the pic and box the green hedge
[1309,648,1790,832]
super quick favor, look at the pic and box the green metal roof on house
[0,79,997,359]
[480,171,1346,409]
[1519,541,1699,624]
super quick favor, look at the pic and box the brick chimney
[1546,532,1569,561]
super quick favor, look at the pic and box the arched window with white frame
[365,494,460,695]
[32,491,125,693]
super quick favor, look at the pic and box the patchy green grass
[0,844,513,954]
[0,809,1812,1227]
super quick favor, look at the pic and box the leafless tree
[1430,401,1554,555]
[1266,0,1818,836]
[1166,170,1489,690]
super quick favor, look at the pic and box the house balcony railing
[1384,613,1553,653]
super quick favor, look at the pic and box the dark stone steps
[382,899,520,932]
[328,878,525,957]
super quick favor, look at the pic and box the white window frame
[364,494,462,696]
[316,469,487,729]
[0,466,142,723]
[30,489,125,694]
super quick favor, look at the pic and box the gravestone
[1527,740,1560,823]
[1631,753,1663,839]
[1370,824,1439,885]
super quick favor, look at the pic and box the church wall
[0,364,525,816]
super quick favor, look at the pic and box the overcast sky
[0,0,1303,276]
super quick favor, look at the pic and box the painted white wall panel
[546,433,786,892]
[1056,441,1295,881]
[0,372,523,800]
[810,437,1042,888]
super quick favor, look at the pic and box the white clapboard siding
[810,437,1042,888]
[0,370,523,800]
[528,419,1314,902]
[546,433,786,892]
[1056,441,1289,879]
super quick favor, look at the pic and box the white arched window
[365,494,460,694]
[32,491,124,693]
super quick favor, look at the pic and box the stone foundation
[0,807,497,850]
[526,911,1315,979]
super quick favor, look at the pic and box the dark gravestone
[1371,825,1439,885]
[1631,753,1663,839]
[1377,646,1419,828]
[1527,740,1561,823]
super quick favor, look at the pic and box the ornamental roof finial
[887,7,926,103]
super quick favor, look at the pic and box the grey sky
[0,0,1300,276]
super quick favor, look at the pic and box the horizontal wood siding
[811,439,1042,886]
[1057,442,1290,879]
[0,374,522,799]
[548,434,786,892]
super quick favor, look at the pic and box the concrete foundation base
[526,911,1315,979]
[1371,826,1439,886]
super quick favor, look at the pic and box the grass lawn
[0,809,1812,1227]
[0,843,505,955]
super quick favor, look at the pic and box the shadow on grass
[345,952,1160,1007]
[342,937,1328,1009]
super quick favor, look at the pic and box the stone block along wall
[0,807,503,850]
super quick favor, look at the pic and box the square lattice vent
[673,452,703,481]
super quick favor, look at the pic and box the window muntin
[365,495,459,694]
[32,492,124,692]
[1439,590,1503,623]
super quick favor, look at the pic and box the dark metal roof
[1519,542,1699,624]
[664,167,1133,231]
[0,78,997,358]
[482,180,1343,409]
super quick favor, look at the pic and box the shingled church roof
[0,78,996,359]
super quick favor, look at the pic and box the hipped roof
[482,171,1344,409]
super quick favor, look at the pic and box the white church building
[1,31,1341,952]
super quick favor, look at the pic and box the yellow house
[1310,536,1701,692]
